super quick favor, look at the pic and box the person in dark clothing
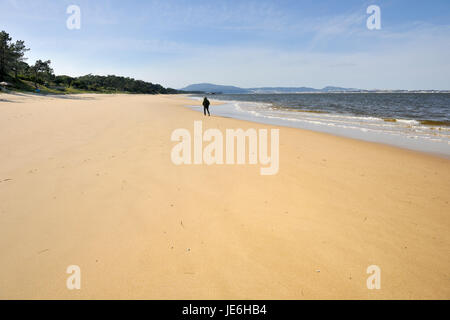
[202,97,210,116]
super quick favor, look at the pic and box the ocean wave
[187,95,450,154]
[227,100,450,142]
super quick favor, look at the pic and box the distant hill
[321,86,359,92]
[247,87,319,93]
[180,83,359,94]
[180,83,248,94]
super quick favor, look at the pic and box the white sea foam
[186,96,450,156]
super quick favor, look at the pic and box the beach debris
[187,248,191,252]
[315,269,320,273]
[37,249,49,254]
[180,220,184,228]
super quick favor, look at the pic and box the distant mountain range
[180,83,359,94]
[181,83,248,94]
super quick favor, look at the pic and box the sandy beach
[0,93,449,299]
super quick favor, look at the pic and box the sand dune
[0,93,448,299]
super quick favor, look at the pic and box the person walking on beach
[203,97,210,116]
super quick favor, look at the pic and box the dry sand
[0,93,449,299]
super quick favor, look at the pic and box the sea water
[189,93,450,157]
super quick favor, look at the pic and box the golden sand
[0,93,449,299]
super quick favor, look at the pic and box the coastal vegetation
[0,30,177,94]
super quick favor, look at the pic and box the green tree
[0,31,30,81]
[54,75,74,87]
[10,40,29,79]
[0,31,12,81]
[31,59,53,88]
[0,29,178,94]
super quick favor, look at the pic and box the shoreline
[184,94,450,158]
[0,93,449,299]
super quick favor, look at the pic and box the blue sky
[1,0,449,89]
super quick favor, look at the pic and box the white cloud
[6,1,448,90]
